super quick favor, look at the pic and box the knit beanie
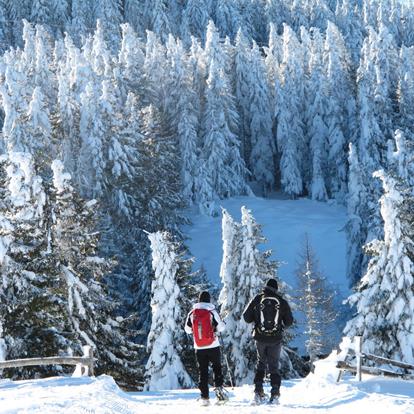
[266,278,278,292]
[199,291,211,303]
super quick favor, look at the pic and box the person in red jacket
[243,278,293,404]
[185,291,228,405]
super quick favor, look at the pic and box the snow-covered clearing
[184,195,348,294]
[1,370,413,414]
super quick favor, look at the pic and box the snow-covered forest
[0,0,413,389]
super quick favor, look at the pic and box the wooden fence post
[355,336,362,382]
[82,346,94,377]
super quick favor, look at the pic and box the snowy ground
[1,370,413,414]
[184,195,348,294]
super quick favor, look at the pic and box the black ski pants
[254,340,282,392]
[195,346,223,399]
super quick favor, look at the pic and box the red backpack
[192,308,215,347]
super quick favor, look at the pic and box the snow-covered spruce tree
[78,81,106,198]
[144,0,172,42]
[248,41,276,194]
[218,209,245,383]
[214,0,241,40]
[276,24,305,198]
[398,46,414,136]
[180,0,211,45]
[118,23,145,99]
[305,28,328,201]
[70,0,95,44]
[234,28,252,164]
[50,160,143,387]
[323,21,354,201]
[145,231,193,391]
[344,168,414,364]
[219,207,301,384]
[164,35,200,205]
[197,54,249,213]
[0,152,68,378]
[94,0,123,47]
[294,235,338,366]
[346,143,369,287]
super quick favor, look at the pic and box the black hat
[199,291,211,303]
[266,278,278,292]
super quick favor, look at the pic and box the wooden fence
[0,345,94,377]
[336,336,414,382]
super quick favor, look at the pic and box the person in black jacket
[243,278,293,404]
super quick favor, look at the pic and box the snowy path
[1,374,413,414]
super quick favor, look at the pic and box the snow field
[1,365,413,414]
[185,195,347,294]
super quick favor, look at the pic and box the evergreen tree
[218,209,244,382]
[344,168,414,364]
[94,0,123,47]
[214,0,241,40]
[306,28,328,200]
[294,235,338,367]
[346,143,369,287]
[276,24,305,197]
[70,0,95,44]
[198,58,248,211]
[124,0,144,35]
[248,41,276,193]
[145,231,193,390]
[180,0,211,44]
[234,28,251,166]
[50,159,142,387]
[0,152,65,377]
[165,36,200,204]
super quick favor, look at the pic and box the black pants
[254,340,282,392]
[195,346,223,398]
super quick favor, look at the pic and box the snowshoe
[214,386,229,405]
[251,389,268,405]
[198,397,210,407]
[268,389,280,405]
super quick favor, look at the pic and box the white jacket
[184,302,225,350]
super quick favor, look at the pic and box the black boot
[269,387,280,404]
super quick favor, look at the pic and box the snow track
[1,374,413,414]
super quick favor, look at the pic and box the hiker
[184,291,228,406]
[243,278,293,405]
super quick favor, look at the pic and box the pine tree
[346,143,369,287]
[78,81,106,198]
[218,209,245,382]
[144,0,171,42]
[234,28,251,164]
[124,0,144,35]
[344,167,414,364]
[94,0,123,47]
[118,23,145,98]
[214,0,241,40]
[145,231,193,390]
[50,159,142,387]
[248,41,276,194]
[306,28,328,200]
[180,0,211,44]
[70,0,94,44]
[0,153,67,377]
[198,58,248,209]
[165,36,200,204]
[276,24,305,197]
[294,235,338,366]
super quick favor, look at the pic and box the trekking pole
[218,335,234,389]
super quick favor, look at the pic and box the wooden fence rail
[336,337,414,382]
[0,345,94,377]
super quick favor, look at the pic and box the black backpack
[255,295,282,335]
